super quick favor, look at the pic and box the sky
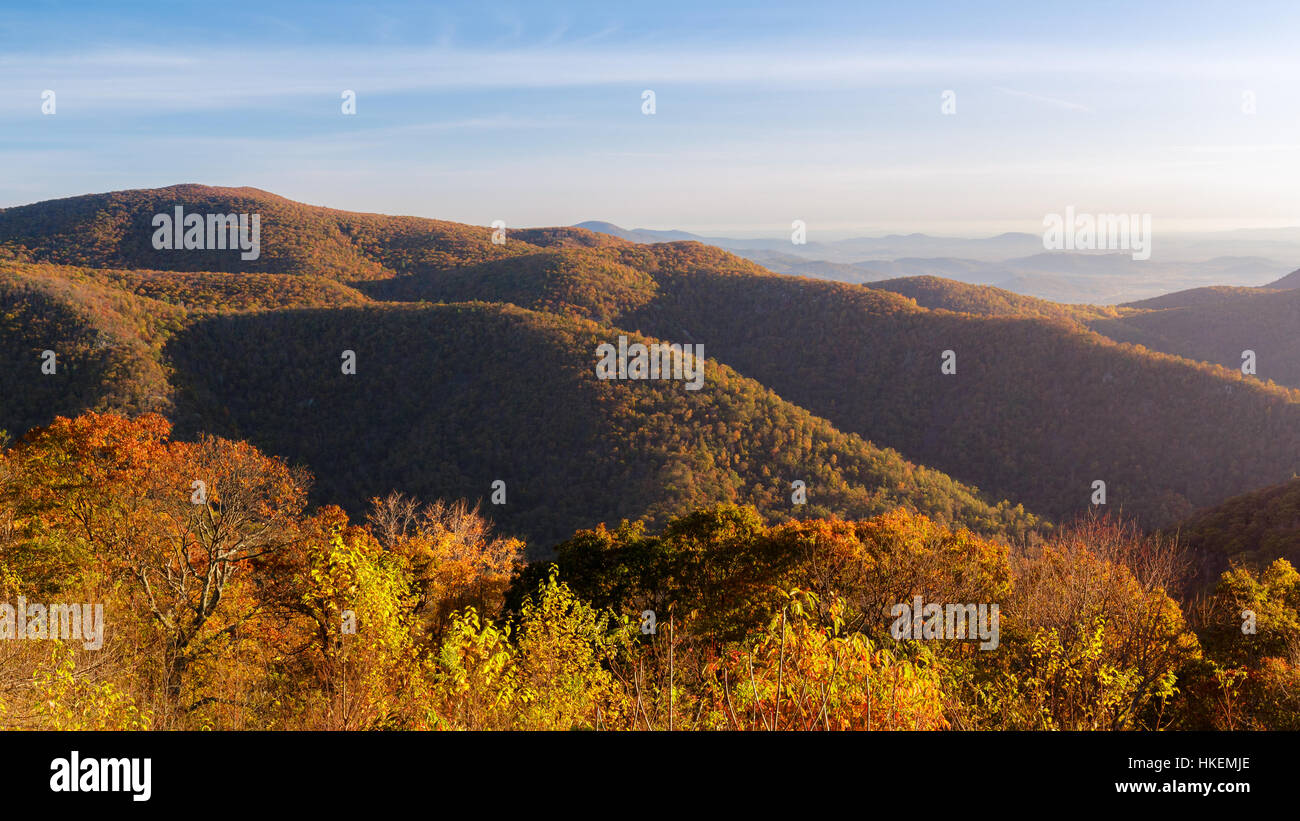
[3,0,1300,237]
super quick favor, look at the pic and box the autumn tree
[977,514,1200,730]
[431,567,628,730]
[367,492,523,642]
[1184,559,1300,729]
[4,413,308,721]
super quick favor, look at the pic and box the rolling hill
[162,301,1036,550]
[0,184,540,280]
[0,260,180,436]
[1087,269,1300,388]
[0,232,1035,551]
[861,275,1117,324]
[1166,477,1300,589]
[359,237,1300,528]
[6,184,1300,542]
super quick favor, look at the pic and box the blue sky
[4,0,1300,236]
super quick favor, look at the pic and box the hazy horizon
[8,184,1300,244]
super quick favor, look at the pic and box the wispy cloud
[994,86,1091,113]
[4,44,1296,116]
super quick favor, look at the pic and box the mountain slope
[163,301,1036,550]
[862,275,1116,323]
[1166,478,1300,589]
[1091,287,1300,388]
[0,260,181,435]
[363,240,1300,527]
[5,259,371,313]
[1121,285,1277,311]
[360,248,658,324]
[613,264,1300,528]
[0,185,542,280]
[1262,267,1300,289]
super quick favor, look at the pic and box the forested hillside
[618,276,1300,528]
[1167,478,1300,589]
[1,184,1298,732]
[361,236,1300,528]
[1091,287,1300,389]
[0,185,540,279]
[165,301,1035,549]
[861,275,1117,324]
[0,261,180,434]
[0,203,1036,552]
[8,185,1300,533]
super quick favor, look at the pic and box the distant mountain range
[575,221,1296,304]
[574,220,1048,261]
